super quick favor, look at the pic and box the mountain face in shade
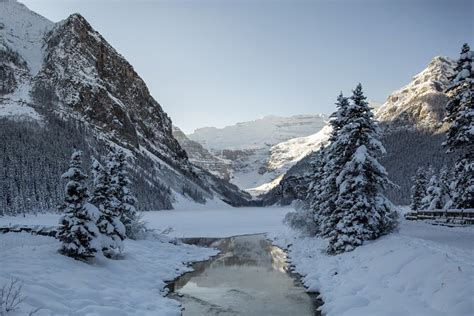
[172,126,233,181]
[0,0,251,214]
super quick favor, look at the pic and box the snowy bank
[272,220,474,316]
[0,232,218,315]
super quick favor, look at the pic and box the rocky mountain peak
[375,56,456,131]
[34,10,188,167]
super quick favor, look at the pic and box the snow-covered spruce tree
[325,84,397,254]
[439,166,453,209]
[444,43,474,209]
[284,146,327,236]
[57,150,100,259]
[315,93,351,238]
[421,174,445,210]
[108,149,142,239]
[91,158,126,255]
[410,167,429,211]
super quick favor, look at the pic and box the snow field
[271,219,474,316]
[143,206,291,238]
[0,232,218,315]
[2,208,473,315]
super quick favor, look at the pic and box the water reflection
[169,234,319,316]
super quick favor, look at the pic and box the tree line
[0,114,173,216]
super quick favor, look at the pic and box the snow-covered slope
[375,56,456,131]
[266,125,331,173]
[247,125,332,195]
[189,114,327,150]
[274,218,474,316]
[187,115,327,193]
[0,0,53,120]
[0,0,251,213]
[0,0,53,75]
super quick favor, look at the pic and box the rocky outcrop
[172,126,232,181]
[375,56,455,132]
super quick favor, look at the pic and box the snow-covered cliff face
[375,56,456,132]
[172,126,232,181]
[0,0,250,212]
[189,114,327,150]
[187,114,327,193]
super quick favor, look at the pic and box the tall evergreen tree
[410,167,429,211]
[91,158,125,255]
[444,43,474,209]
[57,150,100,259]
[315,93,352,238]
[109,149,141,239]
[324,84,397,254]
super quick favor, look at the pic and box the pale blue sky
[22,0,473,133]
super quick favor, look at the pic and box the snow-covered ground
[0,232,217,315]
[2,207,473,315]
[272,219,474,316]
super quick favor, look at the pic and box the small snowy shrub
[284,201,319,236]
[0,278,25,315]
[125,213,148,240]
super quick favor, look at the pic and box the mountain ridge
[0,0,251,214]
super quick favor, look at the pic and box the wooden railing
[0,225,57,237]
[405,209,474,225]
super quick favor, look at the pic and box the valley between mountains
[1,1,472,316]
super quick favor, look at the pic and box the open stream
[168,234,321,315]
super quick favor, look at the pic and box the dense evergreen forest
[0,115,173,215]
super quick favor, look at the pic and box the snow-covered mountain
[262,55,458,205]
[375,56,456,131]
[172,126,232,181]
[248,125,332,195]
[0,0,251,214]
[189,114,327,150]
[186,114,327,193]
